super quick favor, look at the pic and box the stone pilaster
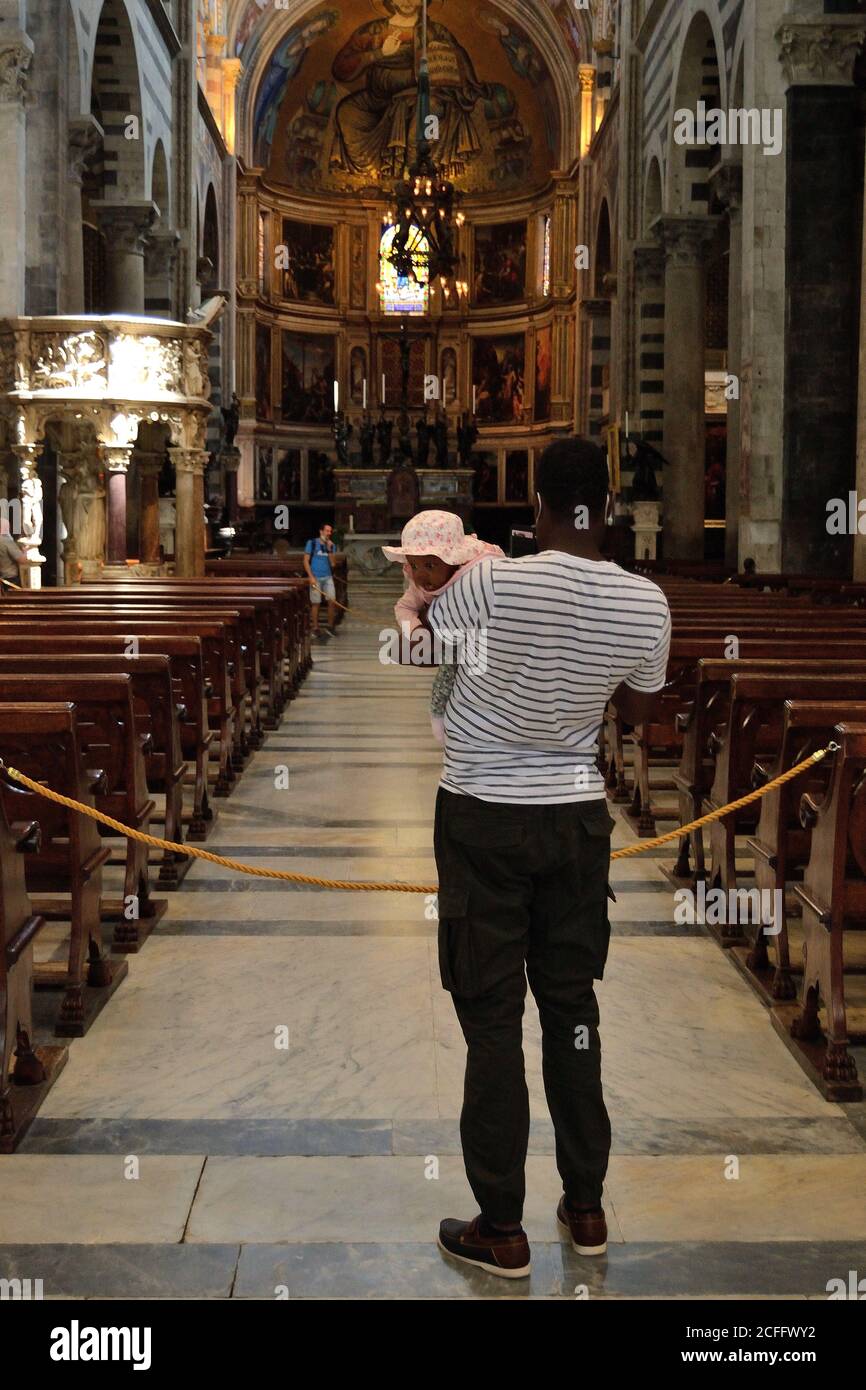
[0,31,33,316]
[578,65,595,159]
[777,13,866,575]
[712,163,744,570]
[145,228,181,319]
[657,215,720,560]
[66,117,102,314]
[632,242,665,451]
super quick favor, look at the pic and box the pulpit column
[170,447,208,577]
[11,443,45,589]
[102,447,132,570]
[658,215,720,560]
[137,453,164,569]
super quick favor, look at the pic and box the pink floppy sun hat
[382,511,490,567]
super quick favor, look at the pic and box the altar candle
[363,379,367,410]
[472,386,477,415]
[625,410,629,439]
[381,374,386,405]
[334,381,339,412]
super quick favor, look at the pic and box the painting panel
[277,449,302,502]
[505,450,529,503]
[535,324,552,423]
[441,348,458,408]
[255,322,272,422]
[256,446,274,502]
[473,334,526,425]
[474,221,527,306]
[281,219,335,305]
[350,346,367,406]
[281,332,336,424]
[472,452,499,503]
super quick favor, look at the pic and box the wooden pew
[0,675,165,950]
[0,654,188,885]
[207,553,348,625]
[0,634,213,840]
[767,724,866,1100]
[0,704,127,1036]
[0,791,68,1151]
[743,700,866,1005]
[0,617,237,797]
[672,659,866,883]
[618,634,862,836]
[701,674,866,925]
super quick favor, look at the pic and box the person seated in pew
[425,437,671,1279]
[0,518,37,588]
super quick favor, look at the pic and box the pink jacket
[395,543,504,634]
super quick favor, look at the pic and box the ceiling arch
[227,0,594,192]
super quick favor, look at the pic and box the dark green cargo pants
[434,787,615,1225]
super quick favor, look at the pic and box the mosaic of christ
[257,1,559,195]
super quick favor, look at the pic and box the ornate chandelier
[381,0,468,305]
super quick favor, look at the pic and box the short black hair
[536,437,610,520]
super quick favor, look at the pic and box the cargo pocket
[575,808,615,979]
[436,884,480,998]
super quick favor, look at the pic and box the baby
[383,511,504,744]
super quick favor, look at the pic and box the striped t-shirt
[426,551,672,804]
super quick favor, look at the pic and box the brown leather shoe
[556,1197,607,1256]
[438,1216,531,1279]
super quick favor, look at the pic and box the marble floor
[5,579,866,1300]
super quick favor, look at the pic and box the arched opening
[144,141,175,318]
[594,200,613,297]
[668,11,722,216]
[201,184,220,294]
[87,0,148,313]
[644,157,663,236]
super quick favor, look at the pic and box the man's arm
[610,599,672,726]
[302,543,313,580]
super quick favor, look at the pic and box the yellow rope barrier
[0,745,835,894]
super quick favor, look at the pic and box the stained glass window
[542,214,552,298]
[379,224,429,315]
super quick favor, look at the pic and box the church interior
[2,0,866,1321]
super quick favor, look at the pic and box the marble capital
[578,64,596,94]
[656,215,721,269]
[777,16,866,88]
[0,33,34,107]
[169,447,209,477]
[101,446,133,475]
[145,227,181,278]
[92,201,158,256]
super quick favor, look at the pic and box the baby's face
[407,554,458,590]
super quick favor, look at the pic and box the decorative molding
[0,34,34,107]
[777,17,866,89]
